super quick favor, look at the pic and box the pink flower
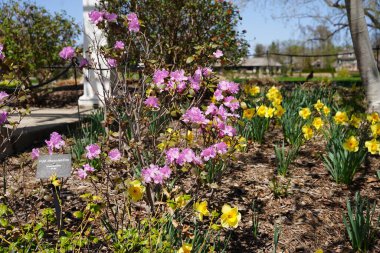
[153,69,169,85]
[0,91,9,103]
[217,81,239,94]
[45,132,65,154]
[182,107,209,125]
[166,148,180,163]
[220,125,236,137]
[213,142,228,154]
[201,147,216,161]
[159,165,172,179]
[108,148,121,161]
[141,164,171,184]
[205,103,218,116]
[144,96,160,109]
[170,70,188,82]
[31,148,40,160]
[202,67,212,76]
[177,148,195,165]
[142,164,157,183]
[104,12,117,22]
[176,81,187,93]
[214,89,224,101]
[114,41,125,50]
[127,13,140,32]
[85,144,101,160]
[0,44,4,60]
[213,49,223,58]
[83,163,95,173]
[77,169,88,180]
[59,46,75,60]
[217,105,229,120]
[89,10,104,24]
[223,96,240,111]
[79,58,89,68]
[107,58,117,68]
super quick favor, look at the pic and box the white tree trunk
[345,0,380,112]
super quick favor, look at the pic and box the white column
[79,0,110,107]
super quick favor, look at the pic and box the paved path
[1,106,94,157]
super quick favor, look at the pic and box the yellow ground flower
[349,114,362,128]
[177,243,192,253]
[371,123,380,138]
[343,136,359,152]
[243,108,255,120]
[365,139,380,154]
[271,97,283,107]
[256,105,268,118]
[128,180,145,202]
[302,125,314,140]
[265,107,275,118]
[299,108,311,120]
[322,105,330,116]
[314,99,324,111]
[367,112,380,124]
[312,117,324,130]
[220,204,241,228]
[274,105,285,118]
[249,85,260,96]
[334,111,348,125]
[194,201,210,221]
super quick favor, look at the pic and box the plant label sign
[36,154,72,178]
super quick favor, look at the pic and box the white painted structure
[78,0,110,107]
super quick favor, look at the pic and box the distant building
[215,57,282,75]
[335,51,358,71]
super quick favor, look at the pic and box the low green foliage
[274,142,300,177]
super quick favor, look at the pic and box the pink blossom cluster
[126,13,140,32]
[0,111,7,125]
[114,41,125,50]
[89,10,117,24]
[200,142,228,161]
[0,44,4,60]
[165,148,203,166]
[59,46,75,60]
[107,58,117,68]
[108,148,121,161]
[77,163,96,180]
[31,148,40,160]
[45,132,65,155]
[0,91,9,103]
[151,67,212,93]
[141,164,171,184]
[144,96,160,109]
[85,144,101,160]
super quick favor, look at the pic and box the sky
[30,0,313,49]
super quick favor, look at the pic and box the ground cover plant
[1,5,380,253]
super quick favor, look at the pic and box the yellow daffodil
[128,180,145,202]
[235,136,247,151]
[371,123,380,138]
[243,108,255,120]
[256,105,268,118]
[220,204,241,228]
[175,195,189,209]
[314,99,324,112]
[265,107,275,118]
[350,114,362,128]
[299,108,311,120]
[50,175,61,187]
[302,125,313,140]
[194,201,210,221]
[322,105,330,116]
[249,85,260,96]
[343,136,359,152]
[333,111,348,125]
[365,139,380,154]
[367,112,380,124]
[312,117,324,130]
[315,249,324,253]
[177,243,192,253]
[274,105,285,118]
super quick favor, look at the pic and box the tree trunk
[345,0,380,112]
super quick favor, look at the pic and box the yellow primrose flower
[312,117,324,130]
[243,108,255,120]
[365,139,380,155]
[334,111,348,125]
[220,204,241,228]
[343,136,359,152]
[128,180,145,202]
[249,85,260,96]
[175,195,189,209]
[177,243,192,253]
[299,107,311,120]
[265,107,275,118]
[367,112,380,124]
[371,123,380,138]
[322,105,330,116]
[302,125,313,140]
[350,114,362,128]
[314,99,324,112]
[274,105,285,118]
[194,201,210,221]
[256,105,268,118]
